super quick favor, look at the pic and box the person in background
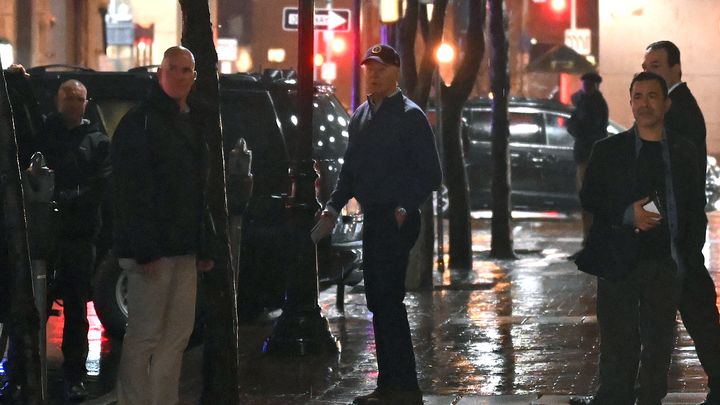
[42,79,110,401]
[566,71,608,256]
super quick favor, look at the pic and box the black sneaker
[567,250,583,261]
[64,381,87,402]
[353,388,383,404]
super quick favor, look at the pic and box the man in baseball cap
[361,44,401,67]
[314,42,441,405]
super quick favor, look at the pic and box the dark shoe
[567,250,582,261]
[353,389,383,404]
[568,395,595,405]
[353,388,422,404]
[64,381,87,402]
[0,381,23,403]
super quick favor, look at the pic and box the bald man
[113,46,216,405]
[41,79,111,401]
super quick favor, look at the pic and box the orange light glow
[314,53,325,67]
[331,38,347,54]
[550,0,567,12]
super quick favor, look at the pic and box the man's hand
[311,210,337,244]
[7,64,29,78]
[633,197,661,232]
[197,259,214,272]
[394,207,407,228]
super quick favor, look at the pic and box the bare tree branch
[415,0,448,107]
[399,0,420,93]
[448,0,486,102]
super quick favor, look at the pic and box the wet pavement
[4,211,720,404]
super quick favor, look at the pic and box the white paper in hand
[310,216,335,244]
[643,200,660,215]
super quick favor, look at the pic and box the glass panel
[509,113,543,144]
[545,113,574,147]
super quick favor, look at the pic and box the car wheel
[93,252,128,339]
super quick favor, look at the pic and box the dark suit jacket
[579,128,707,277]
[667,82,706,170]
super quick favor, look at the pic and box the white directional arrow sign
[326,10,347,30]
[283,7,351,32]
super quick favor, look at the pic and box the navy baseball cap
[581,72,602,83]
[361,44,401,67]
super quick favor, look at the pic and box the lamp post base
[262,308,340,356]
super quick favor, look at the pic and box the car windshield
[274,88,350,161]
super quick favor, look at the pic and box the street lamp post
[434,42,454,273]
[263,0,339,356]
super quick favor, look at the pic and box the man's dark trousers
[52,237,95,382]
[596,257,679,405]
[679,261,720,398]
[362,205,421,391]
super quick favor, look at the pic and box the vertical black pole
[263,0,339,356]
[351,0,361,111]
[0,65,43,405]
[435,70,444,273]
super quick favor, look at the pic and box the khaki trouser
[117,255,197,405]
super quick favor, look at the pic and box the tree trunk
[178,0,240,402]
[442,86,472,270]
[0,68,43,404]
[488,0,516,259]
[400,0,485,278]
[441,0,486,270]
[400,0,447,290]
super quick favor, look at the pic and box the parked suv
[11,66,362,336]
[461,97,720,212]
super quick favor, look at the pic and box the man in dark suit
[571,72,706,405]
[644,40,720,405]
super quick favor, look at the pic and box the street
[19,212,720,403]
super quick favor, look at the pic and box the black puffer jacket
[111,85,215,264]
[41,114,111,239]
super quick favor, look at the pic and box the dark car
[15,66,362,335]
[461,97,720,212]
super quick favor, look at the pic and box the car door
[507,109,545,209]
[538,112,579,211]
[464,107,493,210]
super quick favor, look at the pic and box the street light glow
[550,0,567,12]
[380,0,400,23]
[436,43,455,64]
[331,37,347,54]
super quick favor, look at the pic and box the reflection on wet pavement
[4,212,720,403]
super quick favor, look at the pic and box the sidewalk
[37,215,720,404]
